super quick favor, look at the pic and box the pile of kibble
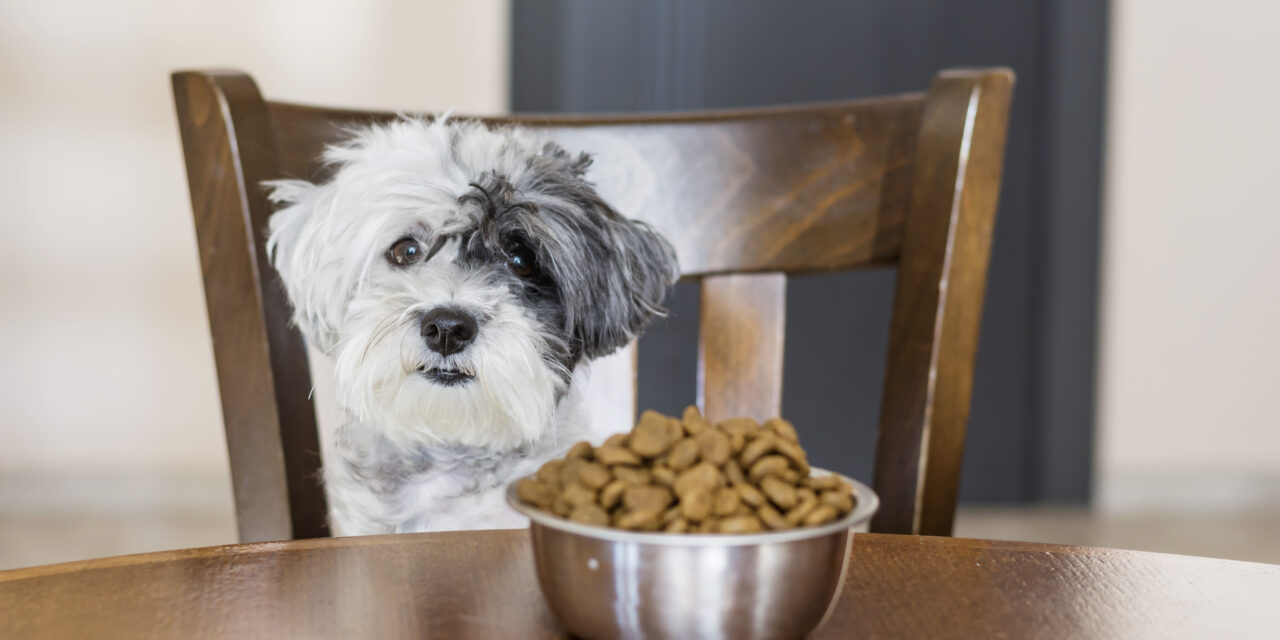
[516,407,856,534]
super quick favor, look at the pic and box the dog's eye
[387,237,423,266]
[506,246,536,277]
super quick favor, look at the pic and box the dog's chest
[329,432,548,533]
[391,459,533,531]
[323,383,617,535]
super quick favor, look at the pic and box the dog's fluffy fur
[266,118,678,535]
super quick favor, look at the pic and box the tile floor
[2,506,1276,571]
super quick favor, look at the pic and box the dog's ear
[265,179,345,353]
[557,205,680,361]
[521,145,679,360]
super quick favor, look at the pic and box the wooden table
[2,530,1277,639]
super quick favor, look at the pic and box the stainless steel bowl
[506,468,878,640]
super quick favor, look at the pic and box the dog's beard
[330,285,568,452]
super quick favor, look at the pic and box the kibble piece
[758,504,790,530]
[662,506,682,524]
[516,478,555,509]
[623,484,674,512]
[695,518,720,533]
[804,474,843,491]
[567,441,594,459]
[673,462,723,497]
[596,446,641,466]
[569,503,609,526]
[780,469,801,484]
[712,487,741,517]
[680,487,713,522]
[651,466,676,487]
[802,505,839,526]
[682,405,711,435]
[664,518,690,533]
[667,438,701,470]
[764,417,799,442]
[577,462,611,489]
[694,428,732,466]
[630,410,682,457]
[760,475,798,510]
[599,480,627,509]
[552,495,571,517]
[775,443,810,476]
[733,482,766,508]
[785,493,819,526]
[820,489,854,513]
[615,509,662,531]
[728,431,746,454]
[739,433,778,467]
[612,466,652,485]
[559,458,586,486]
[562,482,598,508]
[718,417,757,437]
[537,460,565,489]
[717,418,754,454]
[723,459,746,485]
[604,433,630,448]
[748,455,790,483]
[717,515,764,534]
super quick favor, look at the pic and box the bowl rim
[505,466,879,546]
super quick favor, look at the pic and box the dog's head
[267,118,678,450]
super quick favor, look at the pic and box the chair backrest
[173,68,1013,543]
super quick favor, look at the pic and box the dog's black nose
[420,308,478,356]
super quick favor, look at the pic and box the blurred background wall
[0,0,508,519]
[0,0,1276,567]
[1098,0,1280,512]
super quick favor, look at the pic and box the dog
[265,118,678,535]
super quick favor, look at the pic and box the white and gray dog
[266,118,678,535]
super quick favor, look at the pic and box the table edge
[2,531,1275,584]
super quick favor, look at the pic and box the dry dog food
[516,407,857,533]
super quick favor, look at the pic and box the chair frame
[173,67,1013,542]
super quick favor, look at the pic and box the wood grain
[173,72,329,541]
[269,97,923,277]
[697,273,786,422]
[3,531,1276,639]
[172,67,1013,541]
[871,70,1015,536]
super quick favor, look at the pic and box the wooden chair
[172,67,1013,543]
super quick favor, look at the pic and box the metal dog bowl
[506,468,878,640]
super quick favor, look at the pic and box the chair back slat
[697,274,787,422]
[269,99,925,276]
